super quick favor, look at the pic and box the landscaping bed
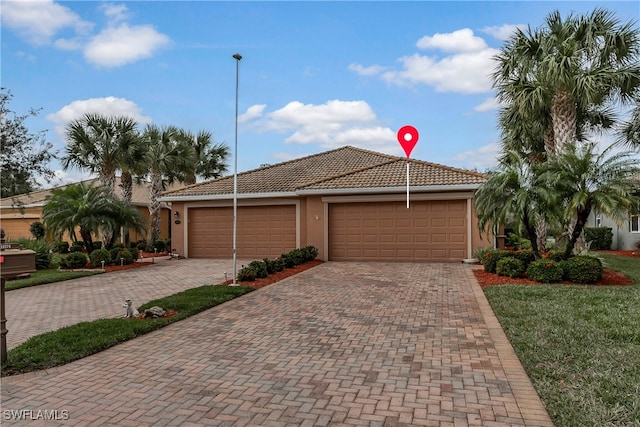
[474,267,634,287]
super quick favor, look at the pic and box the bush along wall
[237,246,318,283]
[583,227,613,250]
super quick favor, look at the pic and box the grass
[4,268,103,291]
[484,253,640,426]
[1,285,253,376]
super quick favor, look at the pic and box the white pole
[232,53,242,285]
[406,161,410,209]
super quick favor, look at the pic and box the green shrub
[29,221,46,240]
[513,250,536,269]
[61,252,88,269]
[92,241,103,250]
[237,265,257,282]
[636,239,640,250]
[54,241,69,253]
[18,238,52,269]
[302,245,319,261]
[70,242,84,253]
[165,239,171,250]
[115,249,134,265]
[280,253,295,268]
[129,247,140,261]
[527,259,564,283]
[136,242,147,251]
[583,227,613,250]
[496,257,525,278]
[89,249,112,267]
[263,258,279,274]
[289,248,306,265]
[546,250,570,262]
[152,239,166,252]
[561,256,603,284]
[248,260,268,278]
[506,233,531,250]
[482,249,513,273]
[473,247,492,262]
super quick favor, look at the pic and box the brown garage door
[329,200,467,261]
[188,205,296,259]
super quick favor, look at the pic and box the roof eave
[159,191,299,202]
[295,184,482,196]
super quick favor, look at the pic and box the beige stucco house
[160,146,492,262]
[0,177,174,243]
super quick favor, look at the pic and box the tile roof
[0,177,182,208]
[162,146,485,199]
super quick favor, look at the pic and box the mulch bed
[598,250,639,258]
[224,260,324,289]
[473,267,634,287]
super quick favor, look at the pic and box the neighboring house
[587,176,640,250]
[0,177,177,243]
[159,146,491,262]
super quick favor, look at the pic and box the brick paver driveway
[1,261,552,426]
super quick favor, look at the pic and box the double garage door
[187,200,467,262]
[188,205,297,259]
[329,200,467,262]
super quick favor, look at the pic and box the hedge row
[482,249,603,284]
[237,246,319,282]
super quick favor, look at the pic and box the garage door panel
[188,205,296,258]
[329,200,467,262]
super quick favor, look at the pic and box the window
[632,215,640,233]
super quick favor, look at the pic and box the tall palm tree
[543,143,640,257]
[493,8,640,154]
[42,182,146,253]
[177,129,229,185]
[63,114,141,246]
[475,151,560,258]
[141,125,196,245]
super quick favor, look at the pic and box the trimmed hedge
[238,246,319,283]
[482,249,513,273]
[527,259,564,283]
[61,252,87,269]
[583,227,613,250]
[496,257,525,278]
[89,249,111,268]
[561,256,603,284]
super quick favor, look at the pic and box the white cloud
[481,24,527,41]
[452,142,501,171]
[416,28,487,52]
[350,29,498,94]
[348,63,389,76]
[474,97,501,112]
[239,104,266,123]
[0,0,93,45]
[46,96,152,142]
[84,23,171,68]
[99,3,129,25]
[242,100,401,154]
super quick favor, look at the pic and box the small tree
[29,221,46,240]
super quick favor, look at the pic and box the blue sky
[2,1,639,186]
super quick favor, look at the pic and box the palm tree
[475,151,560,258]
[62,114,141,246]
[42,183,146,253]
[141,125,196,246]
[177,129,229,185]
[493,8,640,154]
[543,143,640,257]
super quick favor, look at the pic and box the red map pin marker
[397,125,419,158]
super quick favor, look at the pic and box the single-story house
[160,146,492,262]
[0,177,176,243]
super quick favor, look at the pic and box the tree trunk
[551,90,577,153]
[564,206,592,258]
[184,172,196,186]
[119,171,133,245]
[543,125,555,155]
[147,174,163,246]
[535,214,547,254]
[98,170,117,246]
[522,210,540,257]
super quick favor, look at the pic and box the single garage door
[188,205,296,259]
[329,200,467,261]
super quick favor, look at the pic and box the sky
[2,0,639,187]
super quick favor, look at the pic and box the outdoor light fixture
[174,211,179,217]
[231,53,242,285]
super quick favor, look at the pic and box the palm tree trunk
[535,214,547,254]
[147,174,163,246]
[564,206,592,258]
[119,171,134,245]
[543,125,555,155]
[551,90,577,153]
[98,170,117,246]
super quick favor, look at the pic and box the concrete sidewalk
[1,261,552,426]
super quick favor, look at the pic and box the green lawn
[4,268,103,291]
[1,285,253,376]
[484,253,640,426]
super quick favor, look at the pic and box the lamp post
[232,53,242,285]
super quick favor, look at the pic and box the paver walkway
[4,258,252,349]
[1,261,552,426]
